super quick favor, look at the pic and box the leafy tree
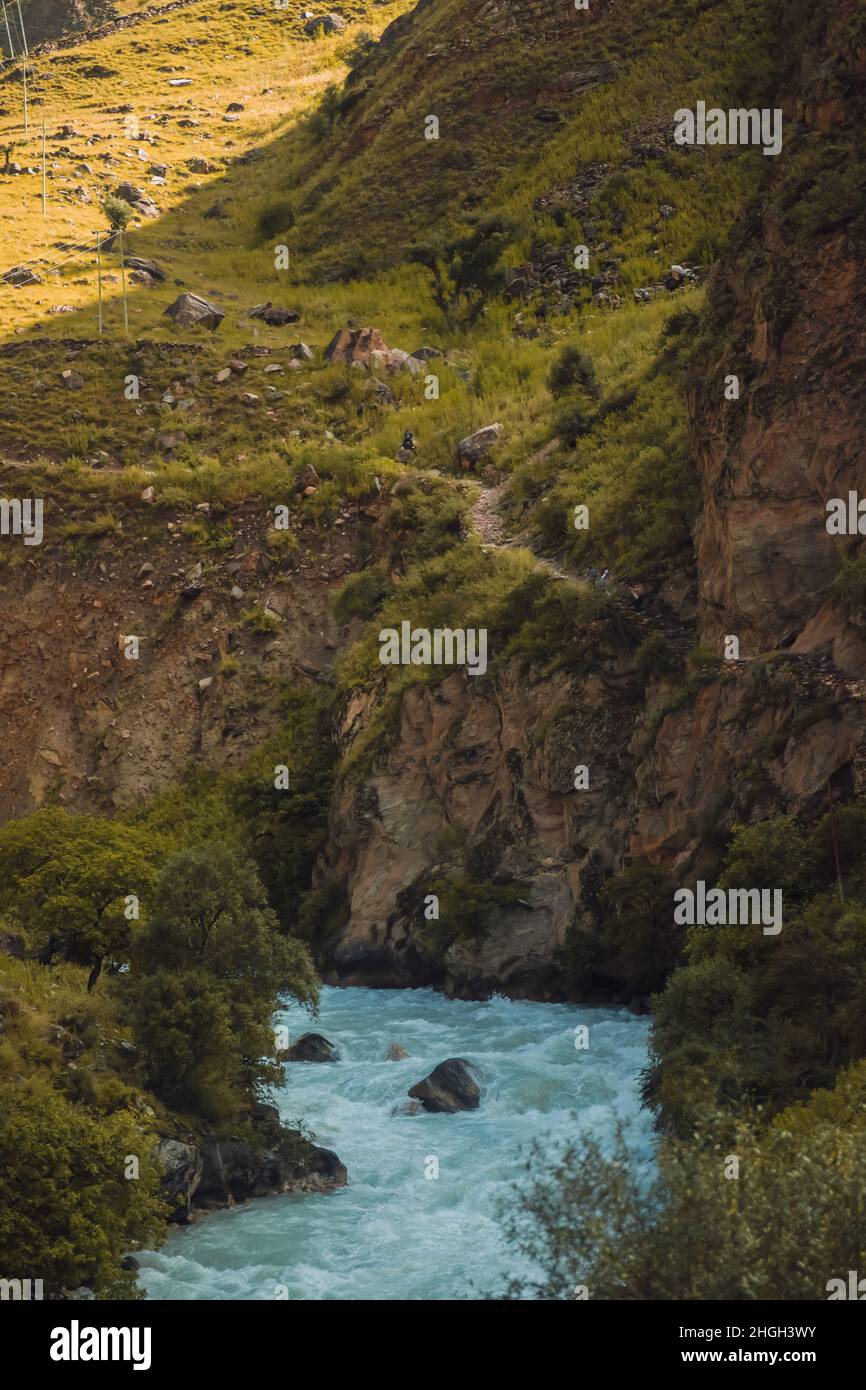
[0,1077,166,1299]
[308,83,342,140]
[597,865,682,995]
[498,1062,866,1301]
[102,194,133,233]
[0,808,158,990]
[231,686,338,927]
[547,346,599,398]
[124,845,318,1115]
[409,215,520,325]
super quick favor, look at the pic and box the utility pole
[119,226,129,337]
[13,1,27,134]
[2,5,13,62]
[96,233,103,338]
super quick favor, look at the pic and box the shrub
[255,198,295,241]
[497,1062,866,1300]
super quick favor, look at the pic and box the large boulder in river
[285,1031,339,1062]
[408,1058,481,1113]
[386,1043,409,1060]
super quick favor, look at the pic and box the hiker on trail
[599,568,610,590]
[587,565,598,588]
[402,430,417,454]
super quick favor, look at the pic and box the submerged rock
[408,1058,481,1113]
[386,1043,409,1060]
[391,1098,424,1116]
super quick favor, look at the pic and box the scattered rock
[163,292,224,331]
[295,462,320,492]
[187,157,218,174]
[125,256,166,282]
[290,341,314,360]
[366,377,395,405]
[61,369,84,390]
[408,1058,481,1113]
[44,1024,85,1062]
[386,1043,409,1060]
[4,265,42,286]
[324,326,389,366]
[140,485,155,503]
[410,345,443,361]
[248,302,300,326]
[304,13,346,34]
[114,181,159,218]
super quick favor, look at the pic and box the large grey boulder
[164,292,224,331]
[304,14,346,35]
[408,1058,481,1113]
[457,423,502,464]
[284,1031,339,1062]
[157,1138,203,1224]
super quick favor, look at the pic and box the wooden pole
[13,1,28,133]
[97,233,103,338]
[2,6,14,61]
[119,226,129,337]
[13,0,25,49]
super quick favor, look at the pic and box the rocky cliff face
[319,642,866,999]
[690,0,866,669]
[0,497,358,818]
[310,0,866,999]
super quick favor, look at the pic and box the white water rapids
[139,985,652,1300]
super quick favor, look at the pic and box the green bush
[497,1061,866,1300]
[0,1078,166,1299]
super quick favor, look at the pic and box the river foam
[139,985,652,1300]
